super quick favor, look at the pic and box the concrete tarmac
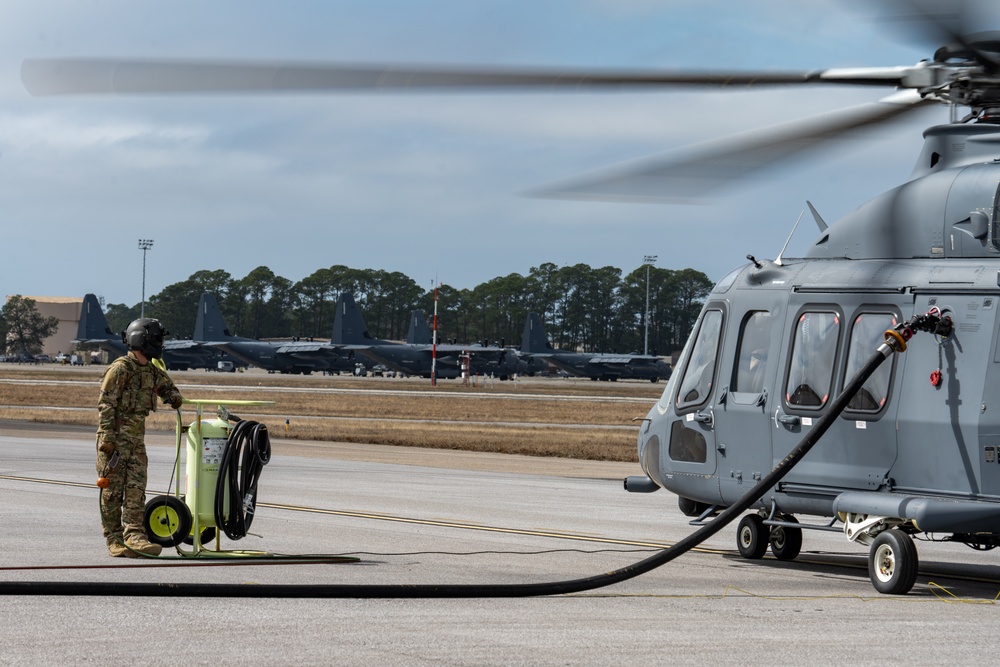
[2,422,1000,666]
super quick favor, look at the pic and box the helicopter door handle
[773,410,800,427]
[693,410,714,427]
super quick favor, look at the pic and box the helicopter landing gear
[737,513,803,560]
[768,515,802,561]
[868,529,919,595]
[842,513,919,594]
[737,514,768,559]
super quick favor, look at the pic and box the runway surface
[2,422,1000,665]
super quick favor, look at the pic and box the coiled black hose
[214,419,271,540]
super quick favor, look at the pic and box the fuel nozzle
[96,450,120,488]
[885,307,954,352]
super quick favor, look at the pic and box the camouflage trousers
[96,435,150,545]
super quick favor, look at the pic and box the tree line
[93,262,712,356]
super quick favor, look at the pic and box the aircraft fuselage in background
[73,293,241,371]
[520,312,671,382]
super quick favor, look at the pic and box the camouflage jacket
[97,352,181,443]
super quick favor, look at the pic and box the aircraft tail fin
[333,292,378,345]
[76,294,117,342]
[194,292,237,342]
[521,312,552,354]
[406,310,433,344]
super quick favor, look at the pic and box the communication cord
[0,312,943,598]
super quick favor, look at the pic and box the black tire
[769,516,803,561]
[737,514,768,559]
[868,529,919,595]
[143,495,193,548]
[183,526,217,546]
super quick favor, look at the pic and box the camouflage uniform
[96,351,182,553]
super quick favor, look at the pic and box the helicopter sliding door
[770,295,902,504]
[715,308,782,505]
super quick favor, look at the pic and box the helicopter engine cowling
[809,129,1000,263]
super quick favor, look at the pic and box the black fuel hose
[0,336,904,598]
[214,419,270,541]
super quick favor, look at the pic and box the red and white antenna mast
[431,277,439,387]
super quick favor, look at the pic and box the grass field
[0,364,666,462]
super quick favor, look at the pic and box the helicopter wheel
[736,514,768,559]
[768,516,802,561]
[868,529,919,595]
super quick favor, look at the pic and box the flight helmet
[122,318,169,359]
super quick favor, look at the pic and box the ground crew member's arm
[153,367,184,409]
[97,364,126,454]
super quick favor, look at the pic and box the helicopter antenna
[774,209,804,267]
[806,200,828,232]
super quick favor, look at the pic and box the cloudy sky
[0,1,968,306]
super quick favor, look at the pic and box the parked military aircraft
[335,295,517,379]
[520,313,670,382]
[194,292,363,375]
[72,293,237,371]
[406,309,521,379]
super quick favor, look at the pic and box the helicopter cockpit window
[676,309,723,411]
[844,312,897,413]
[733,311,771,395]
[784,311,840,409]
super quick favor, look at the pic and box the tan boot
[107,541,127,558]
[125,536,163,557]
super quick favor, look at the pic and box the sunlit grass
[0,365,657,462]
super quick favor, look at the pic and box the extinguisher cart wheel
[143,495,193,547]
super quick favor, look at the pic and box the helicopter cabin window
[733,311,771,395]
[843,312,897,413]
[675,309,723,411]
[784,311,840,409]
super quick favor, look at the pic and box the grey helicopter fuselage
[635,122,1000,537]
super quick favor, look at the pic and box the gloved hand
[98,437,116,455]
[168,393,184,410]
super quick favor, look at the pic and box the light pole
[643,255,657,356]
[139,239,154,318]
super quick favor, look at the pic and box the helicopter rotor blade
[20,58,914,97]
[528,90,932,203]
[874,0,1000,71]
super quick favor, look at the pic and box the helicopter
[19,1,1000,595]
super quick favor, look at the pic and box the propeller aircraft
[23,0,1000,594]
[334,294,517,380]
[73,293,242,371]
[520,312,671,382]
[195,292,364,375]
[406,309,519,380]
